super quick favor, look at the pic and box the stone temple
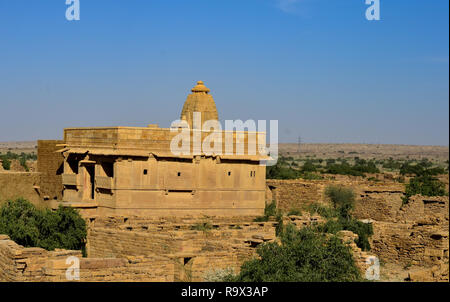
[55,81,268,217]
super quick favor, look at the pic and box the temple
[56,81,268,216]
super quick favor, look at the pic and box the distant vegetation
[0,151,36,171]
[266,155,448,181]
[0,198,87,253]
[324,158,379,177]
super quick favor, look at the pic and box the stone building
[56,81,268,216]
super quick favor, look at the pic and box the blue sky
[0,0,448,145]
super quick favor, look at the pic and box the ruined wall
[0,172,43,207]
[87,216,276,259]
[0,234,174,282]
[266,178,405,214]
[0,214,382,282]
[369,195,449,281]
[353,188,404,222]
[0,234,81,281]
[0,216,277,282]
[37,140,64,201]
[266,179,326,210]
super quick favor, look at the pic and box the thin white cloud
[276,0,307,15]
[277,0,300,13]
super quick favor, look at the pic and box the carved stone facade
[56,81,267,216]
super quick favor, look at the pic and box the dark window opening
[177,172,181,176]
[143,169,148,175]
[86,165,95,200]
[184,257,192,265]
[228,171,231,176]
[168,189,193,193]
[67,158,79,174]
[101,162,114,178]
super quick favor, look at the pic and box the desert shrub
[19,156,29,171]
[353,159,380,174]
[399,159,445,177]
[324,158,380,177]
[229,225,361,282]
[318,186,373,250]
[254,201,284,235]
[0,156,11,170]
[325,162,364,177]
[382,158,403,170]
[266,161,301,180]
[190,222,213,231]
[317,218,373,251]
[254,201,277,222]
[301,160,317,172]
[0,198,86,251]
[306,203,337,219]
[287,208,302,216]
[402,175,447,204]
[325,185,355,220]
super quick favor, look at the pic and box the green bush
[254,201,284,236]
[402,175,447,204]
[1,157,11,170]
[317,186,373,250]
[0,198,87,252]
[228,225,361,282]
[287,208,302,216]
[305,203,337,219]
[254,201,277,222]
[325,185,355,220]
[301,160,317,173]
[317,218,373,251]
[266,159,301,180]
[190,222,213,231]
[399,160,445,177]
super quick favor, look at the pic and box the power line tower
[297,136,302,153]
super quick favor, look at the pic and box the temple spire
[180,81,219,129]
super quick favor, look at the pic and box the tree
[0,198,87,252]
[228,225,361,282]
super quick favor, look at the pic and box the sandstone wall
[0,234,174,282]
[0,234,81,281]
[0,172,43,207]
[266,178,405,213]
[86,216,276,259]
[85,216,278,281]
[368,195,449,281]
[266,179,326,210]
[37,140,64,201]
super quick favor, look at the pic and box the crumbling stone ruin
[0,81,448,282]
[265,178,449,282]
